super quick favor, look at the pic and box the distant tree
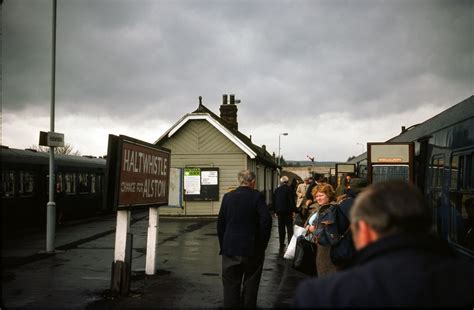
[29,143,81,156]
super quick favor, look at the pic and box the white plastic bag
[283,225,307,259]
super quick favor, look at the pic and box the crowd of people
[217,169,474,308]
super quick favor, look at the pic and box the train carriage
[1,146,107,233]
[349,95,474,259]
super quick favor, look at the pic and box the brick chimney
[220,94,239,130]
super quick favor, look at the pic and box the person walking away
[294,180,474,308]
[273,176,297,250]
[217,170,272,308]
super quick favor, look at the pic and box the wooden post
[146,207,159,275]
[111,210,131,295]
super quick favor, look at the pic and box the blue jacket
[273,183,296,214]
[294,233,474,307]
[217,186,272,257]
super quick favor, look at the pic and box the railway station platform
[1,210,308,309]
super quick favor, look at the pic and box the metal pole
[278,135,281,166]
[277,133,288,166]
[46,0,57,253]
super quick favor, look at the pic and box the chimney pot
[220,93,238,130]
[401,126,406,133]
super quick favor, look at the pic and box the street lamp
[278,133,288,165]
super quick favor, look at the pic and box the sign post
[106,134,171,294]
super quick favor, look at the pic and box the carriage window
[90,174,96,193]
[450,155,460,189]
[467,154,473,188]
[19,171,35,195]
[449,151,474,252]
[65,173,76,193]
[430,156,444,187]
[78,173,89,193]
[1,170,15,197]
[95,174,103,193]
[56,173,64,193]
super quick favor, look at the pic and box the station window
[1,170,15,198]
[19,171,35,195]
[65,173,76,194]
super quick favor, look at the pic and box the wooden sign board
[106,134,171,210]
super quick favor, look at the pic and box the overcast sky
[2,0,472,161]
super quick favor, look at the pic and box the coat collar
[353,233,454,265]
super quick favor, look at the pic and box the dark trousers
[277,213,294,246]
[222,254,265,308]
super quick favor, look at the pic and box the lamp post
[278,133,288,166]
[46,0,58,253]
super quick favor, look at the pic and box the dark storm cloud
[3,0,472,125]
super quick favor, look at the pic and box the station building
[155,95,279,216]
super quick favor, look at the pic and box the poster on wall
[201,170,218,185]
[184,168,201,195]
[184,167,219,201]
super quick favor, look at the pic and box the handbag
[284,225,306,259]
[292,236,317,276]
[329,228,355,266]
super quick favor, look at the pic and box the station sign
[39,131,65,147]
[105,134,171,210]
[370,144,411,163]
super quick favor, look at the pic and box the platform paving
[1,210,309,309]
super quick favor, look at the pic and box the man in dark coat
[217,170,272,308]
[273,175,297,249]
[294,180,474,308]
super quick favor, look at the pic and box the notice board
[184,167,219,201]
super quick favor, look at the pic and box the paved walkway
[1,211,309,309]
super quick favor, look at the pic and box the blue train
[0,146,107,233]
[349,95,474,259]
